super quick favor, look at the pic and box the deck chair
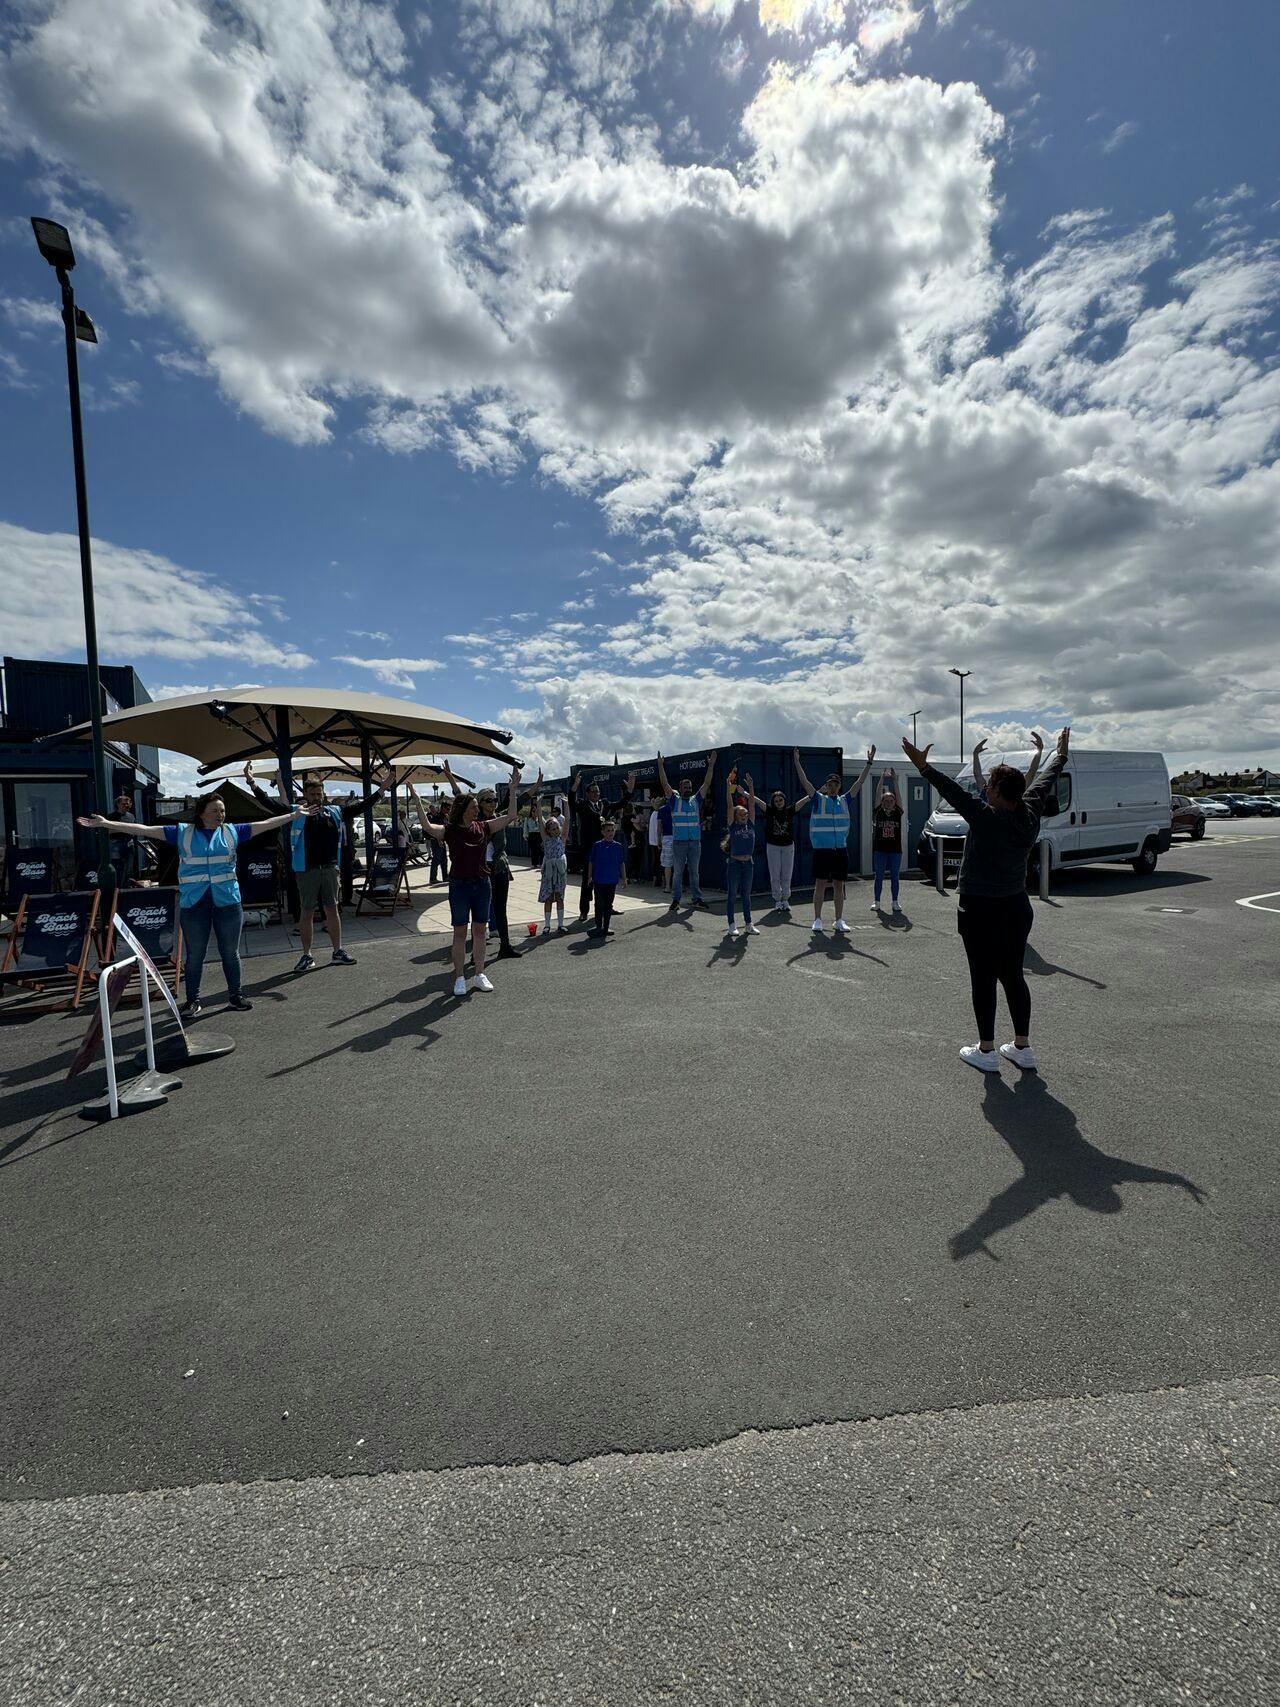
[357,846,412,915]
[0,890,100,1012]
[103,888,184,998]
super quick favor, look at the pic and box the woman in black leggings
[903,727,1070,1074]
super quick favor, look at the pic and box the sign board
[5,847,57,910]
[0,890,99,1011]
[112,913,185,1029]
[67,960,135,1079]
[357,846,411,914]
[112,887,179,965]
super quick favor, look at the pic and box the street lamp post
[31,217,113,910]
[949,669,971,763]
[908,709,922,746]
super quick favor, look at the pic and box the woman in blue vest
[656,749,717,910]
[80,792,302,1019]
[794,746,876,935]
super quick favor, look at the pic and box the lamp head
[31,217,75,270]
[73,307,97,344]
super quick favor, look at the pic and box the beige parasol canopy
[205,755,474,792]
[58,686,519,776]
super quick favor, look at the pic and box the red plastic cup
[527,921,538,935]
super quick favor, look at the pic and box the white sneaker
[473,973,494,992]
[728,926,739,938]
[452,975,467,997]
[811,919,824,933]
[1000,1041,1038,1071]
[541,922,551,934]
[892,903,902,915]
[871,901,881,912]
[960,1045,1002,1073]
[834,918,850,934]
[747,924,760,935]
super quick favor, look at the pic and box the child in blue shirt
[587,821,627,937]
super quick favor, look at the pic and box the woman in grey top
[902,727,1070,1074]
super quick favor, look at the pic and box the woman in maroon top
[414,771,523,997]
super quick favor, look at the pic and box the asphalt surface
[3,1376,1276,1706]
[2,822,1277,1701]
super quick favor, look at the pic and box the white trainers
[811,919,824,933]
[834,918,850,934]
[871,901,881,912]
[960,1045,1002,1073]
[1000,1041,1038,1071]
[892,903,903,915]
[747,924,760,935]
[452,975,467,997]
[473,973,494,992]
[728,925,739,938]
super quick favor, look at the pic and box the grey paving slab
[2,1377,1276,1707]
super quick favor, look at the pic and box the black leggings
[957,892,1034,1042]
[490,862,513,951]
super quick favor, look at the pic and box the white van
[916,750,1173,881]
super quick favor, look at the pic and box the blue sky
[1,0,1277,788]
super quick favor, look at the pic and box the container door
[906,775,930,868]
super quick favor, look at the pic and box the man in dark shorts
[794,746,875,935]
[289,778,362,972]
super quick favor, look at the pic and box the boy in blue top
[587,821,628,937]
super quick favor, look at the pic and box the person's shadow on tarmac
[949,1075,1205,1261]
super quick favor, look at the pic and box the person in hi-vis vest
[656,749,717,910]
[794,746,875,935]
[80,791,302,1020]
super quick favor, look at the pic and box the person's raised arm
[743,772,763,815]
[972,739,988,792]
[902,737,979,822]
[1023,731,1044,789]
[656,752,674,799]
[441,759,462,798]
[486,765,525,833]
[76,813,167,844]
[793,746,815,801]
[243,760,285,811]
[246,807,307,839]
[848,745,877,799]
[1024,728,1070,808]
[698,750,718,799]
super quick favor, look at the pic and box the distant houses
[1172,767,1280,792]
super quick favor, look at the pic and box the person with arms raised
[656,749,717,911]
[902,728,1070,1073]
[80,793,303,1020]
[794,746,875,935]
[412,769,523,997]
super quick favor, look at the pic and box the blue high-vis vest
[289,804,344,871]
[670,793,702,841]
[809,791,851,849]
[177,823,243,908]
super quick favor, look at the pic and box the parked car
[1221,795,1263,816]
[1196,799,1232,818]
[1170,795,1207,839]
[1242,796,1280,816]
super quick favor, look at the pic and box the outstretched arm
[441,759,462,798]
[793,747,815,800]
[743,772,763,815]
[848,745,877,799]
[903,738,980,823]
[972,739,987,792]
[1023,731,1044,789]
[656,753,672,798]
[484,766,525,833]
[699,750,718,799]
[245,808,306,839]
[1024,728,1070,808]
[76,813,167,844]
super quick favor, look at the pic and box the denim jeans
[873,849,902,906]
[725,859,753,926]
[180,893,243,1004]
[670,838,702,903]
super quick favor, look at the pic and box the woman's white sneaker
[960,1045,1002,1073]
[452,975,468,997]
[811,919,824,933]
[473,973,494,992]
[999,1041,1038,1070]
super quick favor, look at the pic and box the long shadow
[707,934,749,966]
[1051,868,1213,897]
[878,910,914,932]
[786,936,889,969]
[1024,942,1107,989]
[629,909,695,935]
[949,1075,1206,1261]
[268,979,457,1074]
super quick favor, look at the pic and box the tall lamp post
[30,217,113,910]
[908,708,922,746]
[949,669,971,763]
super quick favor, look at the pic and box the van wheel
[1131,840,1158,876]
[1191,818,1206,840]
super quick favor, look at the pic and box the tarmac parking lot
[2,821,1277,1704]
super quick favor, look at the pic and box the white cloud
[0,521,313,668]
[333,653,446,690]
[1101,120,1139,154]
